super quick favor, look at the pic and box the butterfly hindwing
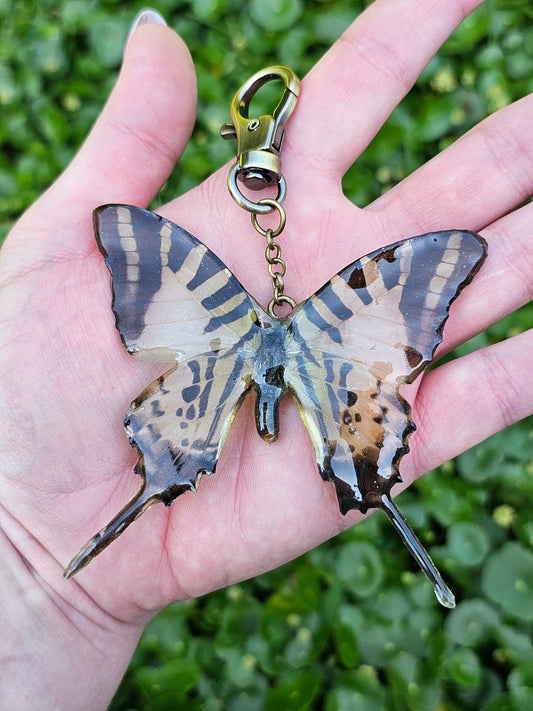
[287,230,487,514]
[286,351,411,514]
[94,204,260,362]
[126,347,253,492]
[64,346,254,577]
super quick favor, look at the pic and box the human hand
[1,0,532,707]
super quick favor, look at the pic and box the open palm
[1,1,532,707]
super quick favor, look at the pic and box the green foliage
[2,0,533,709]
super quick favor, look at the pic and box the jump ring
[267,293,297,319]
[265,241,281,261]
[227,163,286,214]
[252,199,286,238]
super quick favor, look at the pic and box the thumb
[9,13,196,260]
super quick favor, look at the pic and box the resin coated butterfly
[65,204,487,606]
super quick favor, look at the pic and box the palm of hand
[1,2,532,626]
[0,146,375,622]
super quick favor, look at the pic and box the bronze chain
[221,66,300,319]
[250,198,295,318]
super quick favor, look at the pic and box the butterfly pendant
[65,204,487,607]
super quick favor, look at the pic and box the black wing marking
[64,348,253,577]
[291,230,487,385]
[285,230,487,606]
[94,204,265,362]
[287,229,486,510]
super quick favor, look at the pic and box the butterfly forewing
[287,230,487,514]
[292,231,486,381]
[94,204,260,362]
[64,206,266,576]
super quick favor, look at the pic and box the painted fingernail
[124,8,167,56]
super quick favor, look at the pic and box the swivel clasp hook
[221,65,300,213]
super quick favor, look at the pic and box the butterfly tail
[379,494,455,609]
[63,485,170,579]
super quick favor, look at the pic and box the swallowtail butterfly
[65,204,486,606]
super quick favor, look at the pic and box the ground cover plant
[1,1,533,709]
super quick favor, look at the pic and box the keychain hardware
[222,66,300,317]
[221,65,300,214]
[250,197,295,317]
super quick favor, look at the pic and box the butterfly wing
[65,205,263,576]
[286,349,412,513]
[287,229,486,510]
[286,230,486,605]
[65,347,253,577]
[94,204,261,361]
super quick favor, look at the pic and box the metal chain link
[251,198,296,318]
[222,66,300,319]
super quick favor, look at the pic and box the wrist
[0,528,143,710]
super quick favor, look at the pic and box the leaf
[325,687,385,711]
[335,541,384,599]
[192,0,228,22]
[250,0,303,31]
[482,542,533,620]
[493,624,533,665]
[445,599,499,646]
[88,18,128,68]
[508,663,533,709]
[264,670,322,711]
[446,648,482,687]
[446,521,491,567]
[133,658,200,697]
[284,627,314,668]
[333,621,359,668]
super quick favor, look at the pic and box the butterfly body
[65,204,487,607]
[248,318,292,442]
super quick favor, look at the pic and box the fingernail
[124,8,167,56]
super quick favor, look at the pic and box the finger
[408,329,533,478]
[367,94,533,235]
[285,0,485,179]
[433,199,533,357]
[13,23,196,256]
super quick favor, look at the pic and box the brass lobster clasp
[221,66,300,212]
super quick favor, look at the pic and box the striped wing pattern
[64,349,254,578]
[65,205,265,577]
[93,205,260,362]
[125,349,252,487]
[66,210,487,604]
[287,231,487,514]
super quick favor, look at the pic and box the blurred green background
[2,0,533,709]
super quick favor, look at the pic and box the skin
[1,0,532,707]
